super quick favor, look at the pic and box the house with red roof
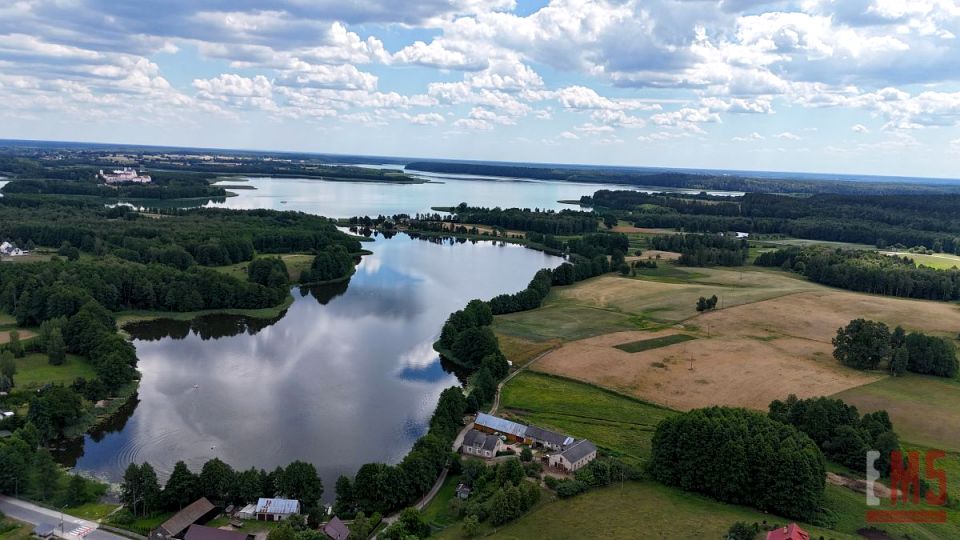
[766,523,810,540]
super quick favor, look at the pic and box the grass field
[487,481,859,540]
[212,253,314,282]
[0,329,35,344]
[421,475,461,529]
[0,518,32,540]
[14,353,96,389]
[495,334,560,367]
[66,502,120,520]
[116,294,293,326]
[834,375,960,453]
[499,371,675,465]
[614,334,696,353]
[883,251,960,270]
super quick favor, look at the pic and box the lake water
[66,233,563,494]
[203,169,740,218]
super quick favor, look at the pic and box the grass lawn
[421,474,461,529]
[0,311,15,325]
[14,353,96,389]
[205,516,286,534]
[499,372,675,465]
[833,374,960,453]
[494,302,647,343]
[0,518,32,540]
[66,502,120,521]
[487,481,859,540]
[614,334,696,353]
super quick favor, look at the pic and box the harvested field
[533,329,879,411]
[626,249,680,261]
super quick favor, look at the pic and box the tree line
[833,318,958,378]
[755,246,960,301]
[649,406,825,520]
[445,203,599,236]
[650,234,748,266]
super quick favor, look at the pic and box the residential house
[525,425,574,451]
[461,429,502,459]
[473,412,527,442]
[321,517,350,540]
[766,523,810,540]
[548,439,598,472]
[254,498,300,521]
[150,498,218,540]
[184,525,252,540]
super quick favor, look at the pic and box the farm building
[548,439,598,472]
[150,498,218,540]
[255,498,300,521]
[184,525,252,540]
[461,429,501,459]
[525,425,574,451]
[321,517,350,540]
[474,412,527,442]
[766,523,809,540]
[236,504,256,520]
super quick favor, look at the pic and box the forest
[754,246,960,301]
[589,189,960,253]
[0,196,360,267]
[405,162,960,195]
[650,233,749,266]
[444,204,599,235]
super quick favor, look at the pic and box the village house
[766,523,810,540]
[321,516,350,540]
[473,412,528,443]
[183,525,252,540]
[254,498,300,521]
[150,498,218,540]
[548,439,598,473]
[525,425,574,451]
[461,429,502,459]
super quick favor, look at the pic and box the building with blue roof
[474,412,528,441]
[255,498,301,521]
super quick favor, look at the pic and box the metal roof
[159,498,216,537]
[560,439,597,463]
[463,429,499,452]
[34,523,56,537]
[184,525,248,540]
[255,498,300,515]
[475,413,527,438]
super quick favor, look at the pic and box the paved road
[0,496,125,540]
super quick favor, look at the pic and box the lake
[65,233,563,495]
[202,168,740,218]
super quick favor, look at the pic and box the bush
[110,509,134,525]
[554,480,587,498]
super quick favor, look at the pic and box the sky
[3,1,960,178]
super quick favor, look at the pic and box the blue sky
[3,1,960,177]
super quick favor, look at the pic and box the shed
[455,484,471,500]
[322,517,350,540]
[254,498,300,521]
[151,498,218,540]
[184,525,251,540]
[766,523,810,540]
[236,505,256,520]
[474,413,527,441]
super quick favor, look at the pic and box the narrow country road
[376,346,556,536]
[0,496,127,540]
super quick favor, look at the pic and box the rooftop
[560,439,597,463]
[184,525,248,540]
[475,412,527,438]
[255,498,300,515]
[159,498,216,537]
[322,517,350,540]
[525,425,574,447]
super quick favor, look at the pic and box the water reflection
[68,233,562,496]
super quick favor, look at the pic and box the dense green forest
[649,233,748,266]
[755,246,960,301]
[587,190,960,253]
[406,162,960,195]
[433,204,599,235]
[0,196,360,267]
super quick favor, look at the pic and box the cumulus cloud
[732,131,765,141]
[852,123,870,133]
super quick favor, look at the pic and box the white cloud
[852,123,870,133]
[404,112,445,125]
[732,131,765,141]
[774,131,800,140]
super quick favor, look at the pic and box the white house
[461,429,502,459]
[99,167,152,184]
[0,242,25,256]
[548,439,598,472]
